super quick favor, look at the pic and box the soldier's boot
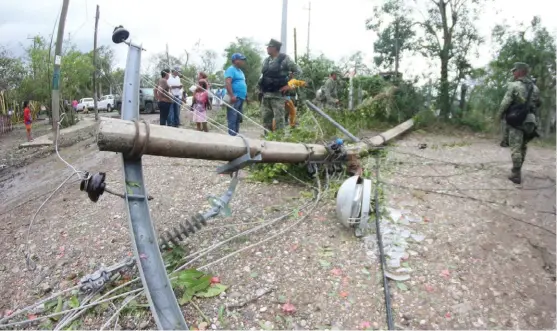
[500,140,509,147]
[508,167,522,184]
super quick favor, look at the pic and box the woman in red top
[23,100,33,142]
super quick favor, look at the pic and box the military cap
[511,62,529,73]
[266,39,282,49]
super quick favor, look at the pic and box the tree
[417,0,484,118]
[366,0,415,76]
[296,54,337,101]
[222,38,263,97]
[0,47,25,92]
[200,49,218,74]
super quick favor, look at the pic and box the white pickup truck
[98,94,116,112]
[76,98,94,112]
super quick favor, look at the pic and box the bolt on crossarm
[111,26,187,330]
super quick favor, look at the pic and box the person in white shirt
[167,66,183,127]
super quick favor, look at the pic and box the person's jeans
[226,98,244,136]
[169,98,181,127]
[158,101,172,125]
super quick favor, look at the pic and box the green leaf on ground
[68,296,79,309]
[196,284,228,298]
[319,260,331,268]
[250,272,259,278]
[402,262,410,268]
[396,282,408,291]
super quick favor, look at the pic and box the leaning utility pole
[93,5,100,120]
[51,0,70,135]
[280,0,288,54]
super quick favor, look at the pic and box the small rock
[255,288,267,297]
[0,265,6,272]
[198,322,208,330]
[139,321,149,329]
[419,320,426,326]
[211,324,217,330]
[451,290,463,300]
[372,322,379,329]
[41,283,52,294]
[300,320,307,327]
[272,180,279,184]
[260,307,267,312]
[11,266,19,274]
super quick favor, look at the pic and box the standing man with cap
[224,53,248,136]
[167,66,183,127]
[258,38,302,133]
[498,62,541,184]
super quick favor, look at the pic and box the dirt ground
[0,114,555,330]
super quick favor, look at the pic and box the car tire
[107,104,112,112]
[145,102,154,114]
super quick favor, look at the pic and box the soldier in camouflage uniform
[321,71,340,109]
[500,76,538,147]
[258,39,302,133]
[498,62,541,184]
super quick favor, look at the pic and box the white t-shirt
[167,75,183,97]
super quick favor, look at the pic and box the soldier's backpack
[505,82,533,128]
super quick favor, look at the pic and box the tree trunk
[439,55,451,118]
[459,83,467,116]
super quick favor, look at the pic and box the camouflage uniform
[498,62,541,184]
[259,39,302,132]
[322,76,339,109]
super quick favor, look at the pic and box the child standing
[192,81,209,132]
[23,101,33,142]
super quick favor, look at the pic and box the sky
[1,0,556,82]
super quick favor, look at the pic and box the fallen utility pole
[96,117,414,163]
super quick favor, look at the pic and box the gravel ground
[0,116,555,330]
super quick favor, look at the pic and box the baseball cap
[172,66,181,72]
[231,53,247,61]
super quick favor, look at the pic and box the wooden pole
[51,0,70,136]
[96,118,414,163]
[93,5,100,121]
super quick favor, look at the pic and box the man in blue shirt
[224,53,248,136]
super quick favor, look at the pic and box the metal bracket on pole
[216,135,262,175]
[305,100,361,143]
[115,26,187,331]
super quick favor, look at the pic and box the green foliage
[297,54,338,100]
[222,38,263,98]
[365,0,416,71]
[172,269,227,304]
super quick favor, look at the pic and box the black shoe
[508,168,521,184]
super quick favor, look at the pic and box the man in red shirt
[23,100,33,141]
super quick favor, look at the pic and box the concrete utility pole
[166,43,170,68]
[27,37,37,79]
[304,1,311,56]
[51,0,70,135]
[93,5,100,120]
[280,0,288,54]
[293,28,298,62]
